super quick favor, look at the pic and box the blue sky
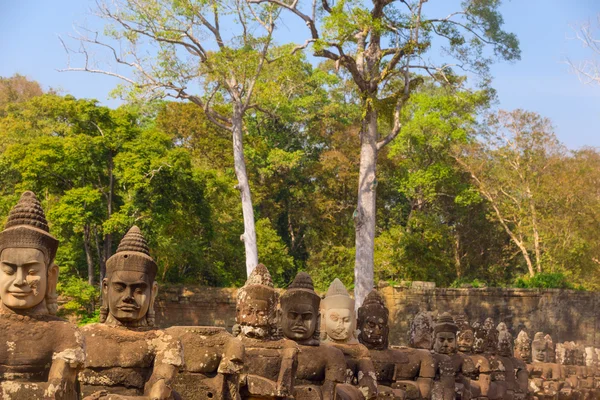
[1,0,599,148]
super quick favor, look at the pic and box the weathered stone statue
[279,271,350,400]
[496,322,528,400]
[234,263,298,399]
[514,331,531,363]
[164,325,244,400]
[528,332,562,399]
[456,319,489,400]
[431,313,465,400]
[469,320,504,400]
[409,311,434,351]
[321,279,378,399]
[0,191,84,399]
[79,226,183,399]
[357,290,433,399]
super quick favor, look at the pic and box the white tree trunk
[354,109,378,309]
[232,103,259,276]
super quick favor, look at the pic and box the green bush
[450,278,487,288]
[57,276,101,325]
[513,272,583,290]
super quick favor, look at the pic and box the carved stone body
[165,326,244,400]
[79,226,182,400]
[321,279,377,399]
[80,324,183,397]
[0,191,84,399]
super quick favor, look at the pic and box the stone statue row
[0,191,597,400]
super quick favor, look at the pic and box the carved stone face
[325,308,354,341]
[410,312,433,350]
[360,314,388,349]
[0,248,49,310]
[457,329,474,353]
[497,333,513,357]
[281,301,317,341]
[515,340,531,362]
[237,298,270,328]
[103,270,154,323]
[532,340,547,362]
[434,332,457,354]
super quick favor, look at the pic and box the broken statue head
[100,225,158,327]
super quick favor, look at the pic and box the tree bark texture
[84,224,95,286]
[232,103,259,276]
[354,109,378,309]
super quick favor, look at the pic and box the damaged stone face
[0,191,83,399]
[79,226,182,399]
[408,311,433,350]
[235,264,299,399]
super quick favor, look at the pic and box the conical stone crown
[288,271,314,290]
[245,264,273,288]
[362,290,385,308]
[116,225,150,255]
[5,191,49,232]
[326,278,349,298]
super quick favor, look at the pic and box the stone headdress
[0,191,59,264]
[496,322,513,355]
[514,330,531,361]
[105,226,157,280]
[236,264,278,334]
[100,226,158,325]
[280,271,321,344]
[358,290,389,350]
[321,278,354,311]
[434,312,458,336]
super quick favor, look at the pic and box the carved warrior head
[532,332,548,362]
[409,311,434,350]
[483,317,499,354]
[358,290,389,350]
[100,226,158,327]
[0,191,59,315]
[280,271,320,346]
[585,347,597,368]
[544,334,555,363]
[514,330,532,362]
[321,278,357,344]
[236,264,278,340]
[433,313,458,355]
[496,322,513,357]
[457,318,474,353]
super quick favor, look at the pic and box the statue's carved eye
[302,313,313,320]
[135,288,144,294]
[1,265,15,275]
[114,283,126,292]
[28,269,38,276]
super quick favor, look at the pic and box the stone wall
[153,284,600,347]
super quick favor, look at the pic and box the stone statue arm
[514,360,529,395]
[357,356,378,399]
[143,334,184,400]
[276,343,299,397]
[322,346,348,400]
[218,337,245,375]
[416,351,435,399]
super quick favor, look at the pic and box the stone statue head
[514,330,532,362]
[357,290,389,350]
[0,191,60,315]
[100,226,158,327]
[544,334,555,363]
[483,317,499,354]
[472,321,486,354]
[236,264,278,340]
[496,322,513,357]
[433,312,458,355]
[409,311,434,350]
[456,319,474,353]
[279,271,320,346]
[573,344,586,366]
[532,332,548,362]
[321,278,356,344]
[556,342,575,365]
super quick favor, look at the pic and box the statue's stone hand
[148,378,173,400]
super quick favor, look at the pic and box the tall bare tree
[61,0,282,276]
[567,14,600,85]
[250,0,520,306]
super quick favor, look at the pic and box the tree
[455,109,565,278]
[61,0,284,276]
[567,14,600,85]
[252,0,520,306]
[0,74,43,113]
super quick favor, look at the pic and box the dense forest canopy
[0,72,599,312]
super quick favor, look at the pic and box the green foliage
[56,276,100,323]
[256,218,295,287]
[513,273,582,290]
[450,278,487,289]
